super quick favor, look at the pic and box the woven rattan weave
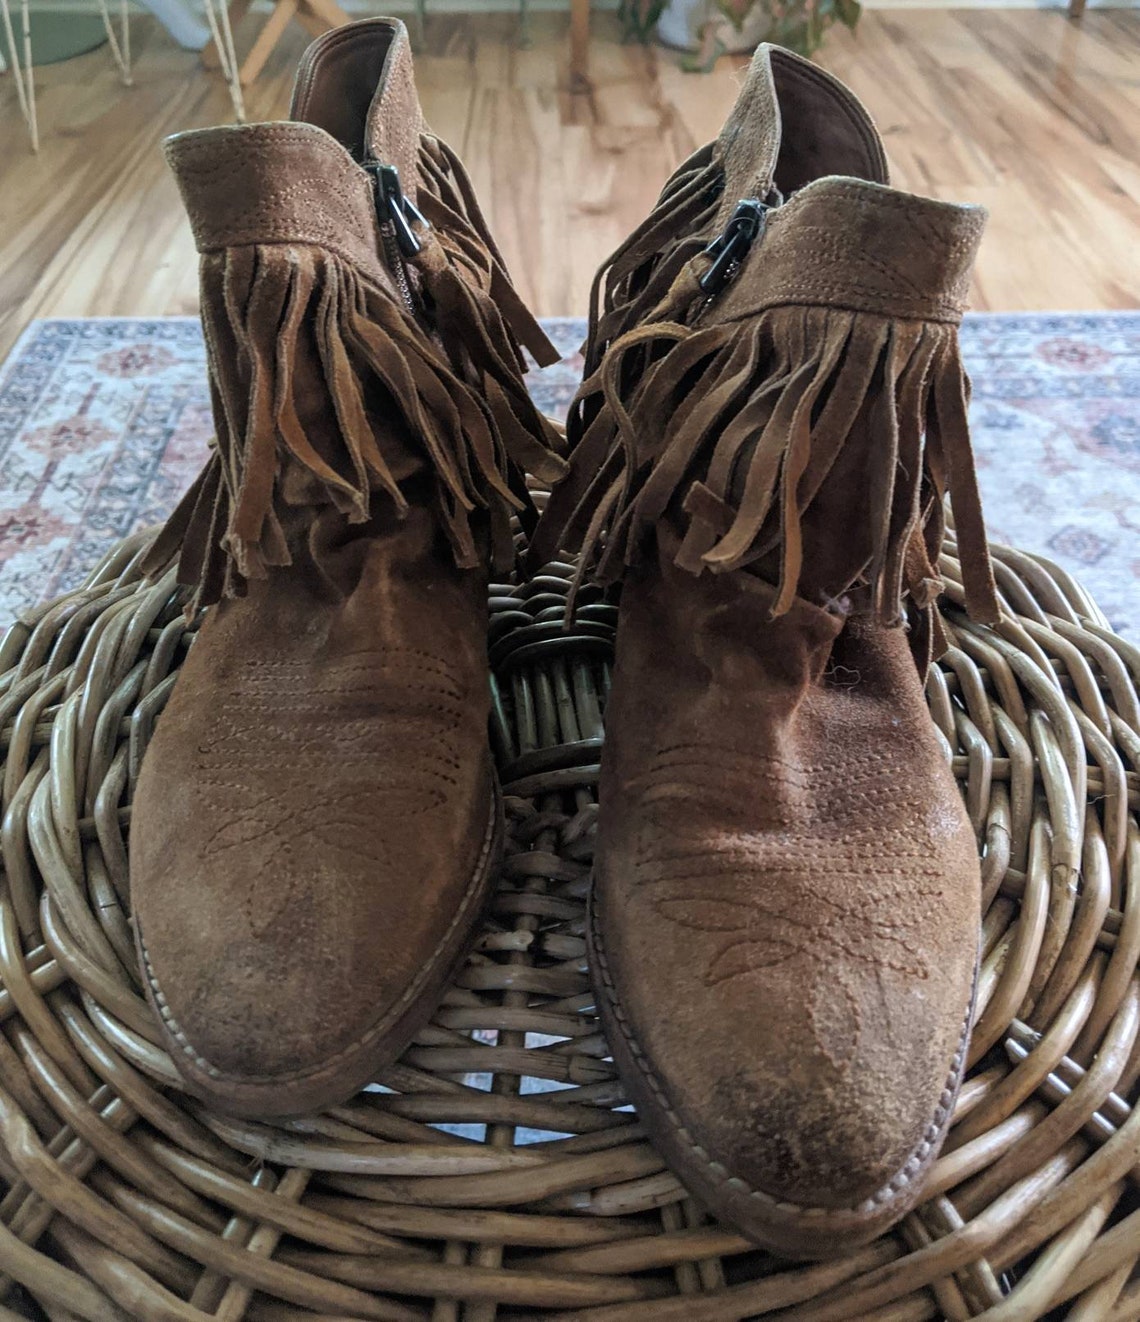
[0,522,1137,1320]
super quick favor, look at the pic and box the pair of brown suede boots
[131,17,998,1259]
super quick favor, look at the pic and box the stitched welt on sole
[137,779,503,1114]
[587,871,976,1256]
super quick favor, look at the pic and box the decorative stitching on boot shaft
[635,743,945,988]
[717,181,986,326]
[165,124,387,280]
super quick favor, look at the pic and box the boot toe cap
[133,770,498,1114]
[594,865,977,1250]
[609,960,972,1251]
[688,1015,967,1215]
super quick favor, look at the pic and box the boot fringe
[416,134,563,377]
[542,301,999,628]
[145,135,566,613]
[585,144,723,378]
[533,125,998,626]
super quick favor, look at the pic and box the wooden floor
[1,8,1138,360]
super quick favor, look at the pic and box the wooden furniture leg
[238,0,297,85]
[201,0,349,88]
[96,0,132,84]
[305,0,351,30]
[202,0,246,120]
[569,0,589,91]
[297,9,327,39]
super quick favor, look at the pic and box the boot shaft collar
[290,18,425,203]
[534,41,998,630]
[163,19,424,288]
[164,123,389,284]
[716,45,889,223]
[704,45,981,327]
[715,179,985,327]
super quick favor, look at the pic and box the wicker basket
[0,522,1137,1321]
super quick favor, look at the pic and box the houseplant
[622,0,860,68]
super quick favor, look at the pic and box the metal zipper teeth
[698,259,742,322]
[363,159,423,319]
[379,221,417,318]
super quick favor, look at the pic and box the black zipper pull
[363,161,431,317]
[363,161,430,255]
[699,197,772,296]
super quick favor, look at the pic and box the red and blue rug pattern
[0,314,1137,632]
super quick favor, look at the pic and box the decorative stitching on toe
[588,877,976,1221]
[139,782,501,1089]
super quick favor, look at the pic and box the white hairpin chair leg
[202,0,246,122]
[0,0,37,151]
[97,0,133,84]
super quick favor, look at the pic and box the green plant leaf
[835,0,862,29]
[680,21,728,71]
[618,0,667,43]
[778,18,812,53]
[681,0,858,68]
[716,0,755,29]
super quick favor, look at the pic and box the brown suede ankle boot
[131,18,565,1118]
[532,45,999,1257]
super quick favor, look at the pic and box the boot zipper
[698,194,778,302]
[363,161,429,318]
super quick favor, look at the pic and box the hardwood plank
[1,8,1137,362]
[0,19,301,355]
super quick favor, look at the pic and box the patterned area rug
[1,314,1137,632]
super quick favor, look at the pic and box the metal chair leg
[0,0,37,151]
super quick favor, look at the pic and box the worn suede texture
[537,45,992,1256]
[133,499,497,1106]
[130,19,561,1117]
[591,539,979,1255]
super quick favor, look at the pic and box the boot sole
[586,869,977,1260]
[138,772,504,1119]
